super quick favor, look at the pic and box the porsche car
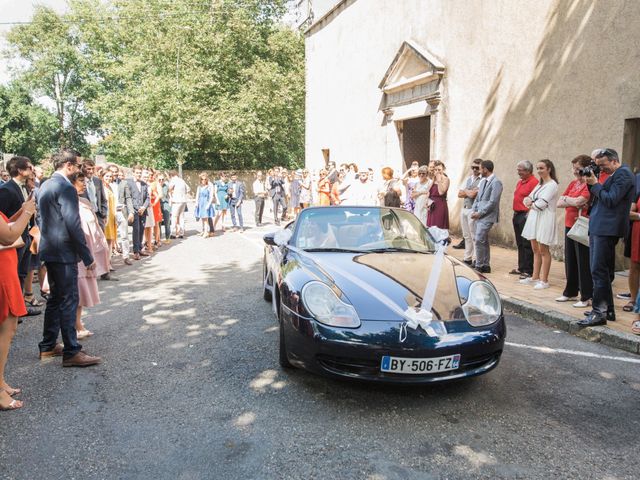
[262,206,505,383]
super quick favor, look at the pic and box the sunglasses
[594,148,617,160]
[471,166,480,170]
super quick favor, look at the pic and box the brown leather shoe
[124,258,133,265]
[139,250,150,257]
[39,343,64,359]
[133,253,141,260]
[62,351,102,367]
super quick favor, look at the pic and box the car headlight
[301,281,361,328]
[462,281,501,327]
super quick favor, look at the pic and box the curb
[502,297,640,355]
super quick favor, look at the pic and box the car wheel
[278,304,292,369]
[263,260,272,302]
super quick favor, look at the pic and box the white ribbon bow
[400,227,449,342]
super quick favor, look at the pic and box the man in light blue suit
[37,150,102,367]
[471,160,503,274]
[228,172,246,232]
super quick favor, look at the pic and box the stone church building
[303,0,640,243]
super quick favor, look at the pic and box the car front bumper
[281,307,506,384]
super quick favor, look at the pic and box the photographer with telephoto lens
[578,148,635,326]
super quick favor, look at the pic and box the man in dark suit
[80,159,108,230]
[0,156,41,316]
[579,148,635,327]
[269,167,287,225]
[123,165,149,260]
[228,173,246,232]
[37,150,101,367]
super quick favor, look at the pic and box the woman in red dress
[426,160,451,229]
[0,196,36,411]
[150,169,163,247]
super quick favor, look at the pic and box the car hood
[297,251,464,321]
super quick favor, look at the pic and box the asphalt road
[2,205,639,480]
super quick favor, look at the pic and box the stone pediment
[379,40,445,94]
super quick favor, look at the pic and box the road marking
[236,230,269,251]
[506,341,640,364]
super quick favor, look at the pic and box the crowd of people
[0,150,213,411]
[452,148,640,333]
[2,146,640,411]
[253,153,640,335]
[247,161,453,229]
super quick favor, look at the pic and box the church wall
[305,0,640,247]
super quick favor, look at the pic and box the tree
[0,82,58,161]
[4,5,100,154]
[74,0,304,169]
[3,0,305,169]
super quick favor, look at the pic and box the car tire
[279,305,292,369]
[263,261,272,302]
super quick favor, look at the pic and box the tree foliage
[5,5,99,155]
[4,0,305,170]
[0,82,59,161]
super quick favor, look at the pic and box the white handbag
[567,210,589,247]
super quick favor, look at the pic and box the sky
[0,0,68,84]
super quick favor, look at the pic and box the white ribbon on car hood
[400,227,449,342]
[295,226,451,342]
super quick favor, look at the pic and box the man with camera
[578,148,635,326]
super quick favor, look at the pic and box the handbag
[567,209,589,246]
[29,225,40,255]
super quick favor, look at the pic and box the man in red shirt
[512,160,539,278]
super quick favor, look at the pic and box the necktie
[479,178,488,198]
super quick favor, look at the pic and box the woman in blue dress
[213,172,229,232]
[194,172,217,237]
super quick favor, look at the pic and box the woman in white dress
[411,166,433,226]
[520,159,559,290]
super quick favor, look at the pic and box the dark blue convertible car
[262,206,505,383]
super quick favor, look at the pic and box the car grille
[316,351,502,379]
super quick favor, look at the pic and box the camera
[578,163,600,178]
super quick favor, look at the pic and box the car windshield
[292,207,436,253]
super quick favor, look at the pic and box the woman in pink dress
[71,172,109,339]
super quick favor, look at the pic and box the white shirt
[350,180,377,206]
[12,177,28,200]
[169,176,189,203]
[110,181,121,208]
[253,179,267,197]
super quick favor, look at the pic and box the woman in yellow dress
[101,170,117,257]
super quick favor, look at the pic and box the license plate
[380,354,461,374]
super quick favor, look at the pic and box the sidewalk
[448,238,640,355]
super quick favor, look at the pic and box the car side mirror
[263,233,277,246]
